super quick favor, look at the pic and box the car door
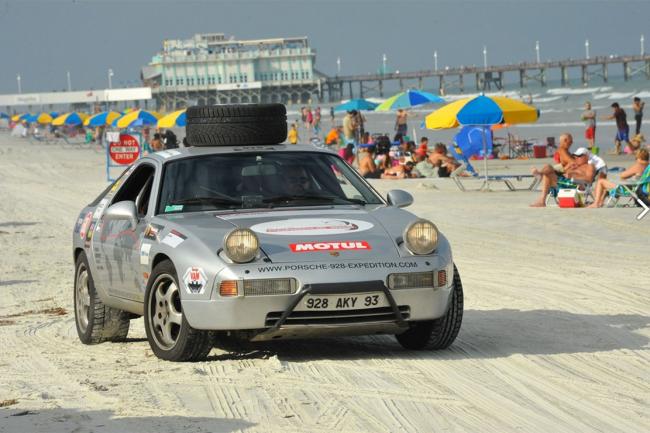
[95,162,157,301]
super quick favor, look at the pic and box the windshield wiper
[262,194,366,206]
[170,196,242,208]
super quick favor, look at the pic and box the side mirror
[103,201,138,229]
[386,189,413,208]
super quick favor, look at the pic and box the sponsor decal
[183,267,207,294]
[144,223,164,241]
[140,243,152,265]
[161,229,187,248]
[257,261,419,273]
[79,211,93,240]
[290,241,371,253]
[86,221,96,241]
[109,179,122,194]
[251,218,373,236]
[93,199,109,220]
[164,204,183,213]
[74,216,83,233]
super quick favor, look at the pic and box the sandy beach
[0,134,649,433]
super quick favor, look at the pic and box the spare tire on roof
[185,104,287,147]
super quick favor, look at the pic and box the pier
[321,54,650,102]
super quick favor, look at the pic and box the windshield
[157,151,384,214]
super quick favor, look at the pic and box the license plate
[296,293,389,311]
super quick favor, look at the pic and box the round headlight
[224,228,259,263]
[403,219,439,255]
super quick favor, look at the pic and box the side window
[113,164,156,216]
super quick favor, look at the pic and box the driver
[285,166,312,196]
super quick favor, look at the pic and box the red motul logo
[289,241,371,252]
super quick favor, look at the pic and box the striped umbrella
[157,109,186,128]
[52,112,88,126]
[85,111,121,127]
[375,89,445,111]
[113,109,161,128]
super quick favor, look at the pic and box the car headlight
[403,219,438,255]
[224,228,259,263]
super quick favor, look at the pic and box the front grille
[265,306,410,327]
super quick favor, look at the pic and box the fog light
[388,272,434,289]
[243,279,297,296]
[219,280,239,297]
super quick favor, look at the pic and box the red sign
[109,134,140,165]
[290,241,371,252]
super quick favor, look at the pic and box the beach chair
[451,144,540,192]
[605,165,650,207]
[545,177,595,206]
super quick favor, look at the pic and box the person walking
[604,103,630,155]
[394,109,408,141]
[633,97,645,135]
[581,101,597,151]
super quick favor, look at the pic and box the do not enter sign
[109,134,140,165]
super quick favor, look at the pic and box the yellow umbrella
[36,113,53,124]
[52,112,89,126]
[11,113,25,122]
[157,109,186,128]
[113,109,161,128]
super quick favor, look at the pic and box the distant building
[141,33,321,110]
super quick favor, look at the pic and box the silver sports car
[72,105,463,362]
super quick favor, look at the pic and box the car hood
[159,207,403,263]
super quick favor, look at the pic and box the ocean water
[289,75,650,155]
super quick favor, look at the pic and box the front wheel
[395,264,464,350]
[143,259,213,362]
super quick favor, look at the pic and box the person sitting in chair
[588,148,649,208]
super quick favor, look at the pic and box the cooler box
[558,189,584,208]
[533,145,547,158]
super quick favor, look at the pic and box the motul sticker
[251,218,373,236]
[290,241,372,252]
[183,267,207,294]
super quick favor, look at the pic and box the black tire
[185,104,287,147]
[395,264,464,350]
[74,252,130,344]
[143,259,213,362]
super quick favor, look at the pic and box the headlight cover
[403,219,439,255]
[224,228,260,263]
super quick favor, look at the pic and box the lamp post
[108,68,114,89]
[16,74,22,94]
[535,40,540,63]
[336,57,341,75]
[434,50,438,71]
[67,71,72,92]
[483,46,488,69]
[641,34,645,56]
[382,53,387,74]
[585,39,590,59]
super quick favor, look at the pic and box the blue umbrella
[0,112,10,119]
[334,99,379,112]
[375,89,445,111]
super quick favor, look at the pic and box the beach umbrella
[157,109,186,128]
[425,95,539,188]
[113,109,161,128]
[12,113,29,122]
[0,112,9,119]
[49,111,59,118]
[52,112,88,126]
[333,99,379,112]
[84,111,121,127]
[35,112,53,124]
[375,89,445,111]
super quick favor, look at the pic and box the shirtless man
[588,148,649,208]
[530,133,574,207]
[428,143,463,177]
[381,161,417,179]
[358,145,381,178]
[394,109,409,140]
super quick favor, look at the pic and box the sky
[1,0,649,94]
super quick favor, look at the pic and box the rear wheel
[395,264,464,350]
[74,252,130,344]
[144,259,213,361]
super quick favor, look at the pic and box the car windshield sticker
[183,267,207,294]
[251,218,373,236]
[164,204,183,213]
[144,223,164,241]
[218,209,367,220]
[290,241,371,252]
[93,199,109,220]
[140,243,152,265]
[161,229,187,248]
[79,211,93,240]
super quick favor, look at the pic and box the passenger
[285,165,312,196]
[588,148,649,208]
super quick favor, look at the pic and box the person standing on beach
[633,97,644,135]
[604,103,630,155]
[394,109,408,140]
[343,111,357,145]
[288,123,299,144]
[313,107,322,136]
[581,102,596,150]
